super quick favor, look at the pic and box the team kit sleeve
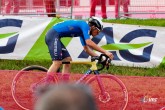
[79,21,91,46]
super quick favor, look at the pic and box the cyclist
[32,16,114,90]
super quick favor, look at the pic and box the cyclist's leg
[47,61,62,74]
[47,41,71,74]
[45,28,63,75]
[61,43,72,81]
[62,57,72,73]
[31,28,62,90]
[61,42,72,73]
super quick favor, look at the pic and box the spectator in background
[34,83,98,110]
[44,0,56,17]
[115,0,129,18]
[4,0,20,14]
[90,0,107,19]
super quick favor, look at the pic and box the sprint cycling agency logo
[0,19,23,54]
[141,95,158,103]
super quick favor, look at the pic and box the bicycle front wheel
[86,74,128,110]
[11,65,58,110]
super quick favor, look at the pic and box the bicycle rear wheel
[11,65,58,110]
[86,74,128,110]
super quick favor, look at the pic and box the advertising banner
[0,16,165,67]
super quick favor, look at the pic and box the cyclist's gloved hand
[105,60,111,70]
[105,52,114,60]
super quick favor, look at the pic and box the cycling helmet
[88,16,103,31]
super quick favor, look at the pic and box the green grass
[103,18,165,27]
[0,59,165,77]
[1,19,165,77]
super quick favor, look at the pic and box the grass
[1,19,165,77]
[103,18,165,27]
[0,59,165,77]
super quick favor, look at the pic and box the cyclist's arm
[85,39,107,54]
[86,39,113,59]
[83,46,98,57]
[79,22,106,54]
[79,21,113,59]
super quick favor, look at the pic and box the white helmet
[88,16,103,31]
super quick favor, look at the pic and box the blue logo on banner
[0,19,23,54]
[78,27,157,62]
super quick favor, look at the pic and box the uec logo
[79,27,157,63]
[0,19,157,63]
[0,19,23,54]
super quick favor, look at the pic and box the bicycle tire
[11,65,58,110]
[85,74,128,110]
[21,65,48,71]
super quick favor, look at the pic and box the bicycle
[11,54,128,110]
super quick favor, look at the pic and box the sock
[62,74,70,82]
[45,74,54,83]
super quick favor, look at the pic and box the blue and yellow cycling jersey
[52,20,90,46]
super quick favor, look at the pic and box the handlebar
[91,54,111,71]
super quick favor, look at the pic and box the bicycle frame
[63,60,98,71]
[62,60,98,81]
[62,60,107,96]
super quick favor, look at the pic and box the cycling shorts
[45,28,70,61]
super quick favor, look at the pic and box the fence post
[0,0,1,14]
[115,0,121,19]
[70,0,74,19]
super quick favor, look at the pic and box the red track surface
[0,70,165,110]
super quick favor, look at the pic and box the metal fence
[0,0,165,19]
[0,0,74,18]
[117,0,165,19]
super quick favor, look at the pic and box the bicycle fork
[94,71,110,103]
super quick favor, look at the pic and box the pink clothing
[90,0,107,19]
[44,0,56,17]
[4,0,20,14]
[115,0,129,18]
